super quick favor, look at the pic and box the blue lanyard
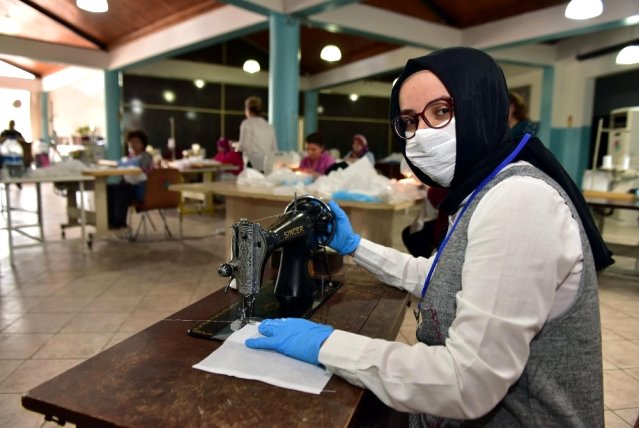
[415,133,532,319]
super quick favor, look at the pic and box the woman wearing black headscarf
[246,47,611,426]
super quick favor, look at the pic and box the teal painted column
[40,91,48,140]
[104,70,122,161]
[269,13,300,151]
[303,90,318,140]
[538,66,554,147]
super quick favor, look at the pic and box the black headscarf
[390,47,613,270]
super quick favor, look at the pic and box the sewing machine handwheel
[284,195,336,247]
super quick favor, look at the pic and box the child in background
[298,132,335,177]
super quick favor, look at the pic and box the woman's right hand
[327,200,361,255]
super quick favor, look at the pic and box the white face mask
[405,118,457,187]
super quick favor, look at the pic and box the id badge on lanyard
[414,134,532,323]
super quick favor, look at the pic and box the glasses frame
[392,96,455,140]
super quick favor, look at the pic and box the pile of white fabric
[236,156,423,203]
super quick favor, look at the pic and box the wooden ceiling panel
[364,0,568,28]
[1,0,97,48]
[0,55,64,77]
[24,0,224,47]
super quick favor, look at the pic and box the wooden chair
[130,168,182,241]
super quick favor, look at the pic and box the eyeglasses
[391,97,454,140]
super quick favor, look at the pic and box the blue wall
[549,126,591,184]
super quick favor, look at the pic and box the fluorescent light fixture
[349,93,359,102]
[616,45,639,65]
[163,90,176,103]
[0,60,35,80]
[243,59,260,74]
[320,45,341,62]
[194,79,205,89]
[565,0,602,20]
[76,0,108,13]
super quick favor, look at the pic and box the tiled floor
[1,182,639,427]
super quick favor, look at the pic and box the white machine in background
[587,107,639,227]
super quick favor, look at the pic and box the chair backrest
[140,168,182,211]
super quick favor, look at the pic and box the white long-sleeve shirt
[237,116,277,172]
[319,163,584,419]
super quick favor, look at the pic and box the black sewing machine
[188,195,343,341]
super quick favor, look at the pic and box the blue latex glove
[327,200,361,255]
[245,318,334,365]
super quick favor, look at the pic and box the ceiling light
[320,45,341,62]
[616,45,639,65]
[163,90,176,103]
[564,0,602,20]
[194,79,205,89]
[76,0,108,13]
[349,93,359,102]
[625,15,639,25]
[243,59,260,74]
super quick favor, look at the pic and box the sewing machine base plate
[187,279,342,341]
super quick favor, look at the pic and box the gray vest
[412,165,604,428]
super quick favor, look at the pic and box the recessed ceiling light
[163,90,176,103]
[564,0,602,20]
[194,79,205,89]
[320,45,341,62]
[76,0,108,13]
[349,93,359,102]
[616,45,639,65]
[243,60,261,74]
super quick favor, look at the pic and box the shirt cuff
[319,329,371,371]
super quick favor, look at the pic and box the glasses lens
[424,99,452,128]
[393,115,417,139]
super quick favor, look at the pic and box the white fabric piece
[193,322,332,395]
[405,118,457,187]
[319,162,583,418]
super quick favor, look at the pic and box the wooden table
[171,163,236,215]
[169,181,421,253]
[585,192,639,261]
[81,167,141,245]
[1,174,93,266]
[22,264,410,427]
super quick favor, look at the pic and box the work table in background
[170,181,421,254]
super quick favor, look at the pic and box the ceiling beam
[304,45,429,90]
[287,0,361,17]
[463,0,639,50]
[109,5,267,70]
[18,0,106,50]
[309,3,461,49]
[219,0,285,15]
[0,34,109,68]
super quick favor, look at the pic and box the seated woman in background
[325,133,375,174]
[298,132,335,177]
[344,134,375,165]
[213,137,243,175]
[107,130,154,229]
